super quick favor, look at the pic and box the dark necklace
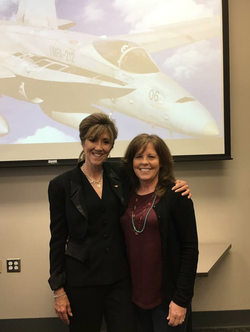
[131,192,157,235]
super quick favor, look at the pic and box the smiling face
[82,130,112,169]
[133,142,161,188]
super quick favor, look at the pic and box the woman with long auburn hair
[121,133,198,332]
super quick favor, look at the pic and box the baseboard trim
[0,317,108,332]
[0,318,68,332]
[192,310,250,329]
[0,310,250,332]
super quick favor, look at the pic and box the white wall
[0,0,250,319]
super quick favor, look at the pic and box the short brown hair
[123,134,176,197]
[78,113,118,161]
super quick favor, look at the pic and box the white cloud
[78,2,105,24]
[113,0,217,30]
[163,40,221,79]
[15,126,78,144]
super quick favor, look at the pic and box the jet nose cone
[203,121,219,136]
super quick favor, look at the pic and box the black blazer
[48,161,130,290]
[154,187,199,308]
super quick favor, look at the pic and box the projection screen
[0,0,230,166]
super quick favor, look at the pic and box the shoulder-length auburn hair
[123,134,176,197]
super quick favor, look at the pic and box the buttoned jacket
[48,161,130,290]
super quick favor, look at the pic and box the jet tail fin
[17,0,58,29]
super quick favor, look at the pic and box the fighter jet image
[0,0,221,139]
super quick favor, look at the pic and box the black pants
[135,303,191,332]
[66,277,137,332]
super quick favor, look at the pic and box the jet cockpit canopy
[93,39,159,74]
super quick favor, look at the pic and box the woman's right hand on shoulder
[54,288,73,325]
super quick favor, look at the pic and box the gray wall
[0,0,250,320]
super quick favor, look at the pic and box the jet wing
[114,17,220,54]
[1,54,135,101]
[0,66,16,79]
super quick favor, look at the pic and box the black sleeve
[171,193,199,307]
[48,179,68,290]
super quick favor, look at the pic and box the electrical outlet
[7,258,21,273]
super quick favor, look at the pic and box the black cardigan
[153,187,199,308]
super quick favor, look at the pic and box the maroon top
[120,191,163,309]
